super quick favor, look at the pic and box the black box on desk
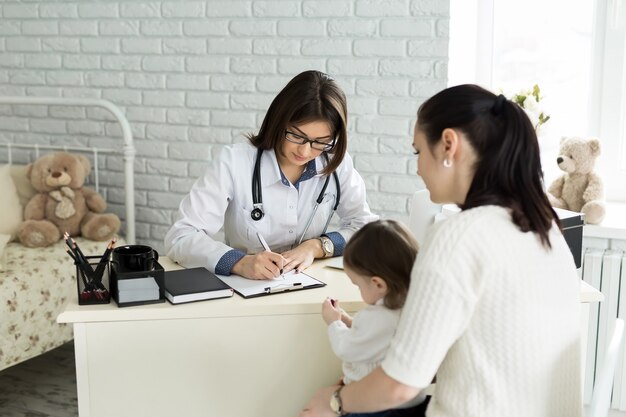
[110,261,166,307]
[554,208,585,268]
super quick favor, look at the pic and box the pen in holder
[65,233,113,305]
[75,255,111,305]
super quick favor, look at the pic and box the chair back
[408,189,442,245]
[588,318,625,417]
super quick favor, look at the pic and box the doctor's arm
[165,147,283,279]
[164,158,236,273]
[166,214,284,279]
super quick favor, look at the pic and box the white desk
[58,258,602,417]
[58,258,364,417]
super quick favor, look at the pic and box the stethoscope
[250,148,341,245]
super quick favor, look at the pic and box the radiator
[582,248,626,409]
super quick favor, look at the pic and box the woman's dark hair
[343,220,419,309]
[247,70,347,176]
[417,84,559,247]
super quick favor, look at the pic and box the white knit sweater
[382,205,582,417]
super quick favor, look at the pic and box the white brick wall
[0,0,449,251]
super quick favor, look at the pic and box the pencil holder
[75,255,111,305]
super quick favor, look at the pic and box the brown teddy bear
[18,152,121,248]
[547,136,606,225]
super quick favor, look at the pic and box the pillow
[10,164,37,209]
[0,165,23,241]
[0,233,9,271]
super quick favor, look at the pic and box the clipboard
[216,270,325,298]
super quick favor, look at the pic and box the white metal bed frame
[0,96,136,244]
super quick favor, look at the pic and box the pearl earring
[443,159,452,168]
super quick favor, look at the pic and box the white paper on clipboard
[217,270,325,298]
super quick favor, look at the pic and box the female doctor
[164,70,378,280]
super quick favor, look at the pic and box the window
[449,0,626,201]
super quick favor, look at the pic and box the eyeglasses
[285,130,336,151]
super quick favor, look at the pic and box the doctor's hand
[232,252,285,280]
[281,239,320,274]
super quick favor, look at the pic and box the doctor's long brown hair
[343,220,419,310]
[417,84,559,247]
[247,70,348,176]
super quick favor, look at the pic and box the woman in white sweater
[300,84,582,417]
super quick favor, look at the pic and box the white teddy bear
[547,136,606,225]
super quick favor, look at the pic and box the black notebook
[163,267,234,304]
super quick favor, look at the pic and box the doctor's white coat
[164,142,378,273]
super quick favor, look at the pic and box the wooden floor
[0,342,78,417]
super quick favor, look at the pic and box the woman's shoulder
[423,205,511,252]
[434,204,508,230]
[413,206,517,288]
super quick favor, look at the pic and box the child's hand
[321,298,342,325]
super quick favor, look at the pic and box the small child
[322,220,426,417]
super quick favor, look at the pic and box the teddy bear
[547,136,606,225]
[18,152,121,248]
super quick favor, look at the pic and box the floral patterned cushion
[0,237,124,371]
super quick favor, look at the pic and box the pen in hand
[256,232,285,278]
[329,297,346,314]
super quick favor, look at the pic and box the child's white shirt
[328,299,399,384]
[327,299,426,408]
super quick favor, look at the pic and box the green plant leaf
[532,84,541,101]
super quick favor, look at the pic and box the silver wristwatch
[330,385,344,415]
[318,236,334,258]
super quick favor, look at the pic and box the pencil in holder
[75,255,111,305]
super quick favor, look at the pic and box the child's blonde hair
[343,220,419,309]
